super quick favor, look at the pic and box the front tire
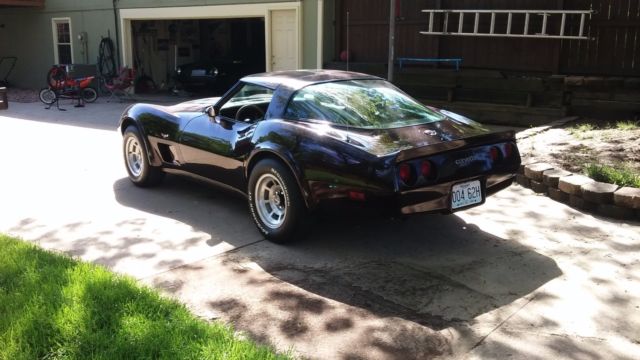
[122,126,164,187]
[39,88,56,104]
[248,159,309,243]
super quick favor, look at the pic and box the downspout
[113,0,121,68]
[387,0,396,82]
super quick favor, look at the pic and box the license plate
[451,180,483,210]
[191,69,207,76]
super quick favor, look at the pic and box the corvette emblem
[423,129,437,136]
[455,154,482,167]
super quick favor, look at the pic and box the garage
[119,3,301,94]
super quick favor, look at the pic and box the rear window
[284,79,445,129]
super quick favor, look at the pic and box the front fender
[119,104,183,167]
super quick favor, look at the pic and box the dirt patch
[518,119,640,174]
[6,88,39,103]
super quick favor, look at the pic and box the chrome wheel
[255,173,287,229]
[125,136,144,177]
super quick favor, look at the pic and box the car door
[178,82,274,189]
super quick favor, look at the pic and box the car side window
[285,91,326,121]
[218,83,274,123]
[285,88,359,123]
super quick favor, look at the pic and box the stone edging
[516,163,640,221]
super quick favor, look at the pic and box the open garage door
[130,18,265,94]
[120,3,301,94]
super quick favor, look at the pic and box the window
[285,80,447,129]
[52,18,73,64]
[219,83,274,122]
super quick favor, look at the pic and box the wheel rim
[40,89,55,104]
[125,136,144,177]
[255,173,287,229]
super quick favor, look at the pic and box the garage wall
[1,0,324,88]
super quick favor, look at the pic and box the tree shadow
[110,174,566,358]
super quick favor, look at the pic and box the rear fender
[246,145,314,209]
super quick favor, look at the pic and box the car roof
[241,69,382,91]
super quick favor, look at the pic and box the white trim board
[317,0,324,69]
[51,17,74,64]
[119,2,302,73]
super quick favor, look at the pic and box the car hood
[164,97,220,114]
[303,109,511,158]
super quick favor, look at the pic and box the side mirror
[205,105,217,118]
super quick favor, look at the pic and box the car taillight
[489,146,501,162]
[421,160,433,179]
[504,143,514,158]
[399,163,415,185]
[348,191,366,201]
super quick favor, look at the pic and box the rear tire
[123,126,165,187]
[248,159,310,243]
[82,87,98,103]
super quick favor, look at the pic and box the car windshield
[284,80,446,129]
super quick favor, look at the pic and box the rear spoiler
[395,130,516,162]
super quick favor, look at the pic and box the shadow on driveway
[112,174,563,358]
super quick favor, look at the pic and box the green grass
[567,123,596,139]
[567,121,639,136]
[584,164,640,188]
[0,235,288,360]
[615,120,640,131]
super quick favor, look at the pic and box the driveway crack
[468,294,537,352]
[137,238,265,281]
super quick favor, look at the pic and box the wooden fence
[334,0,640,76]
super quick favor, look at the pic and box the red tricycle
[39,65,98,109]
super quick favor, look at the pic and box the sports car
[119,70,521,243]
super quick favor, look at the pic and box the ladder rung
[490,13,496,34]
[541,13,548,35]
[474,13,479,34]
[429,12,434,32]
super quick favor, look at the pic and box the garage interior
[131,17,266,94]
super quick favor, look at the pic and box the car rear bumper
[396,173,514,215]
[311,173,515,216]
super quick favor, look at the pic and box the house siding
[0,0,321,88]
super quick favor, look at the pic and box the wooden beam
[0,0,44,6]
[554,0,565,74]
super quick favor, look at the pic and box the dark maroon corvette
[119,70,520,243]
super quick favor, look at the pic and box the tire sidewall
[83,87,98,103]
[248,160,305,243]
[123,127,150,184]
[39,88,56,104]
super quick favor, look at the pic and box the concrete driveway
[1,100,639,359]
